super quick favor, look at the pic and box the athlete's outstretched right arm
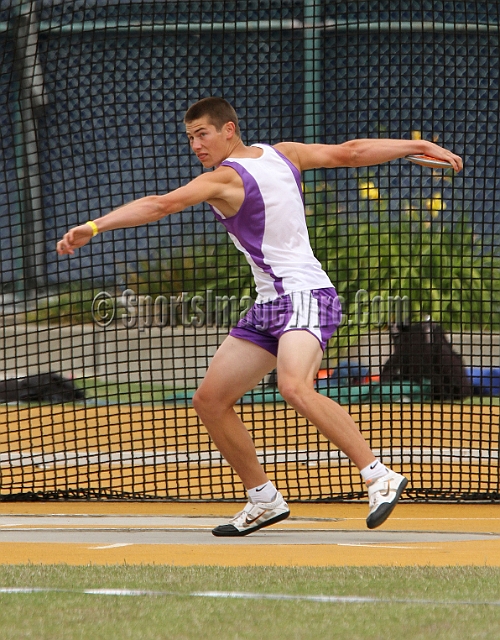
[57,172,224,256]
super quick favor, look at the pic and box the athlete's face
[185,116,236,168]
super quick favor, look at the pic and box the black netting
[0,0,498,502]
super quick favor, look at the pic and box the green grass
[79,377,173,405]
[463,395,500,406]
[0,566,498,639]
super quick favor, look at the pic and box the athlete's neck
[221,140,263,161]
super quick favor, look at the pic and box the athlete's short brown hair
[184,97,240,136]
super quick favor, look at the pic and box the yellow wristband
[86,221,99,237]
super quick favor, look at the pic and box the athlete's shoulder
[178,165,242,205]
[207,164,241,183]
[272,142,303,170]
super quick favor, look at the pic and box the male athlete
[57,97,462,536]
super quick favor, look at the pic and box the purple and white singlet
[209,143,334,302]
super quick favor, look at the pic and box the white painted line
[0,447,496,469]
[87,544,133,550]
[83,589,164,596]
[0,587,498,607]
[190,591,500,606]
[336,544,439,549]
[193,591,381,603]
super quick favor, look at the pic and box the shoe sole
[212,509,290,537]
[366,477,408,530]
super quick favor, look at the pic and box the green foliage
[24,285,101,325]
[306,179,500,339]
[125,241,253,300]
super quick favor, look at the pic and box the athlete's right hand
[56,224,93,256]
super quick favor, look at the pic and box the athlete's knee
[278,377,313,412]
[192,385,230,420]
[192,386,213,417]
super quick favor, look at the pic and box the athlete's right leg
[193,336,290,537]
[192,335,277,489]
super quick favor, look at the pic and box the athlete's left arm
[275,140,462,172]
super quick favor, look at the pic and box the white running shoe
[366,470,408,529]
[212,492,290,537]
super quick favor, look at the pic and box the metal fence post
[303,0,324,191]
[12,0,48,292]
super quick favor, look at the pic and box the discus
[405,154,454,169]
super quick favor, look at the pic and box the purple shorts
[230,287,342,357]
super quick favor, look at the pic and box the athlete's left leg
[276,330,376,470]
[276,330,407,528]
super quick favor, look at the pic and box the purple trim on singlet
[210,160,285,296]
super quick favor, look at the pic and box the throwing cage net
[0,0,498,502]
